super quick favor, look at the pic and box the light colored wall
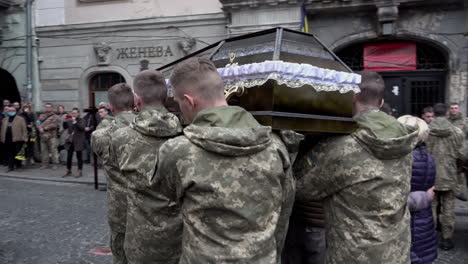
[65,0,222,25]
[35,0,65,26]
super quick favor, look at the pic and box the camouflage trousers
[432,191,455,239]
[40,135,59,165]
[111,231,127,264]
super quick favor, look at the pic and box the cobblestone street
[1,175,468,263]
[0,177,111,264]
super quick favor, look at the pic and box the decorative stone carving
[178,38,196,55]
[140,59,149,71]
[93,42,112,65]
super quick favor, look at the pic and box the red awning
[364,42,416,71]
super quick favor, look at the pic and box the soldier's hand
[427,187,435,201]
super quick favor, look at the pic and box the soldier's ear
[379,99,385,108]
[183,94,196,108]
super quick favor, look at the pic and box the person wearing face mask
[0,106,27,172]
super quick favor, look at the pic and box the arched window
[89,72,125,107]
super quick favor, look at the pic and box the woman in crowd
[398,115,438,264]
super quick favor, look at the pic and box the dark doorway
[380,71,445,117]
[0,68,21,104]
[88,72,125,107]
[335,41,447,117]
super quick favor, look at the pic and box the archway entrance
[0,68,21,104]
[336,41,447,117]
[88,72,125,107]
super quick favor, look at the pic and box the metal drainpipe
[25,0,33,104]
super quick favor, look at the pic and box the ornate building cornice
[220,0,300,11]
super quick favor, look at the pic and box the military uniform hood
[183,106,272,157]
[131,106,182,137]
[431,117,454,138]
[352,109,418,160]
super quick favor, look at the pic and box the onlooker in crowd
[96,106,114,130]
[397,115,438,264]
[447,102,468,200]
[422,107,435,124]
[37,103,59,169]
[112,70,182,263]
[56,105,69,164]
[448,102,468,138]
[3,99,10,107]
[63,108,86,178]
[95,102,107,125]
[13,102,21,112]
[83,108,97,164]
[156,57,296,263]
[20,104,36,166]
[92,83,135,264]
[1,106,27,172]
[426,103,467,251]
[294,71,418,263]
[380,102,393,116]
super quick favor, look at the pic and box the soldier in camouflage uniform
[426,103,466,251]
[294,71,418,264]
[111,70,183,264]
[447,102,468,201]
[96,106,114,130]
[155,57,297,263]
[91,83,135,264]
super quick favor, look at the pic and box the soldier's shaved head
[433,103,447,117]
[107,83,134,112]
[355,71,385,107]
[169,57,224,101]
[133,70,167,105]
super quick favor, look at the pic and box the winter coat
[111,107,182,264]
[448,113,468,139]
[38,112,59,138]
[64,118,86,152]
[426,117,466,191]
[295,109,419,264]
[156,105,297,264]
[409,144,437,264]
[1,115,28,143]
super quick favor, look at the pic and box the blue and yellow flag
[300,5,309,33]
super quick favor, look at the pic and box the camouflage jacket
[111,107,182,264]
[91,111,135,233]
[426,117,465,191]
[96,114,115,130]
[448,113,468,139]
[156,105,296,264]
[295,109,418,264]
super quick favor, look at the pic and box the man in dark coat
[63,108,86,178]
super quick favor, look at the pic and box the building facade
[33,0,468,115]
[0,0,40,107]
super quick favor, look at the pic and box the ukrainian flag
[300,5,309,33]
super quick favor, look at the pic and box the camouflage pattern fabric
[91,111,135,264]
[426,117,465,191]
[432,190,455,239]
[40,135,59,165]
[111,107,182,264]
[448,113,468,139]
[156,105,296,264]
[96,114,115,130]
[295,109,418,264]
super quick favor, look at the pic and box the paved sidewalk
[0,163,107,186]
